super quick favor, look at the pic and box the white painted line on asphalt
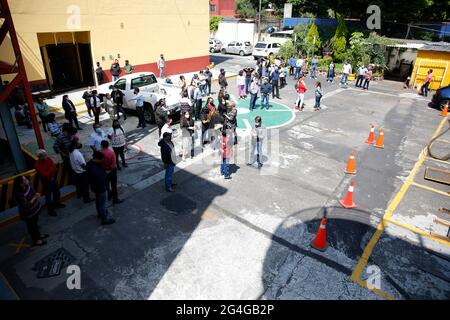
[243,119,252,130]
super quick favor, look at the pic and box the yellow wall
[410,50,450,90]
[0,0,209,82]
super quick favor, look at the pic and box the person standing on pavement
[201,97,215,146]
[34,96,50,133]
[199,70,208,96]
[180,105,195,161]
[90,90,102,125]
[420,69,433,97]
[111,87,127,120]
[217,87,227,116]
[53,123,74,176]
[103,93,116,121]
[110,59,121,82]
[158,54,166,78]
[289,55,296,76]
[243,66,255,96]
[314,81,323,111]
[237,70,246,99]
[271,67,280,99]
[34,149,65,216]
[310,55,319,79]
[69,140,92,203]
[219,127,233,180]
[327,61,335,83]
[129,87,146,128]
[62,95,81,130]
[260,77,272,110]
[47,113,61,137]
[249,78,260,111]
[218,69,228,91]
[340,61,352,86]
[13,176,48,246]
[155,98,168,137]
[355,64,368,88]
[279,63,287,89]
[124,60,134,75]
[86,151,116,225]
[89,123,106,152]
[96,62,105,85]
[295,55,304,79]
[158,132,177,192]
[82,87,93,117]
[247,116,266,169]
[160,116,173,139]
[193,83,203,121]
[100,140,123,205]
[107,119,128,170]
[362,67,373,90]
[204,67,213,95]
[295,75,307,111]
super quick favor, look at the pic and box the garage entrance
[37,32,94,93]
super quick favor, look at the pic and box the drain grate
[424,167,450,185]
[33,248,75,279]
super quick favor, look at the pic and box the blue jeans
[159,67,164,78]
[295,67,302,79]
[311,65,317,78]
[315,96,322,108]
[327,70,334,82]
[221,158,229,176]
[261,94,269,109]
[245,78,251,94]
[95,191,109,221]
[165,164,175,190]
[249,141,262,164]
[341,73,348,84]
[249,93,258,110]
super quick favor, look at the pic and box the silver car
[221,41,253,56]
[209,39,222,53]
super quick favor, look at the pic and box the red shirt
[298,81,307,93]
[101,147,117,171]
[34,158,57,181]
[221,136,233,159]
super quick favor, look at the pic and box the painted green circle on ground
[209,98,295,130]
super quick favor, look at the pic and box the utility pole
[258,0,262,41]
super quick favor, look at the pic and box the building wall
[210,0,236,17]
[0,0,210,85]
[410,50,450,90]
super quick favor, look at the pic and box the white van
[252,42,282,60]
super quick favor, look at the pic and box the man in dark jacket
[158,132,177,192]
[86,151,115,225]
[271,67,280,99]
[111,87,127,120]
[82,87,93,117]
[260,77,272,110]
[218,69,228,91]
[110,59,121,81]
[204,67,213,95]
[243,67,255,96]
[62,95,81,130]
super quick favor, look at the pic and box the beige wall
[0,0,209,82]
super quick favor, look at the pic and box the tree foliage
[307,21,321,54]
[236,0,257,18]
[332,14,348,60]
[210,16,223,33]
[279,40,296,60]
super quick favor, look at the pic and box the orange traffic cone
[344,151,357,174]
[442,102,449,117]
[365,124,375,144]
[311,217,327,251]
[374,128,385,148]
[339,181,358,209]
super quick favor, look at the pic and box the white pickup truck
[97,72,181,123]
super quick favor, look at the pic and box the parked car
[268,30,293,44]
[209,39,223,53]
[252,42,281,60]
[221,41,253,56]
[265,26,279,34]
[431,84,450,108]
[97,72,181,124]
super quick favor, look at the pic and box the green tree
[332,14,348,61]
[307,20,321,55]
[344,32,370,70]
[236,0,257,18]
[293,23,310,55]
[279,40,296,60]
[210,16,223,33]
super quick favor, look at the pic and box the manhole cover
[33,248,75,279]
[161,194,197,216]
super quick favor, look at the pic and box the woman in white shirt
[104,93,116,121]
[237,70,246,99]
[107,119,128,169]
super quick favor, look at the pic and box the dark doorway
[44,43,94,93]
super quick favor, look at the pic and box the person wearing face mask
[107,119,128,170]
[158,132,177,192]
[111,87,127,120]
[13,176,48,246]
[89,123,106,152]
[69,140,93,203]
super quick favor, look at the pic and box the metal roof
[420,42,450,52]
